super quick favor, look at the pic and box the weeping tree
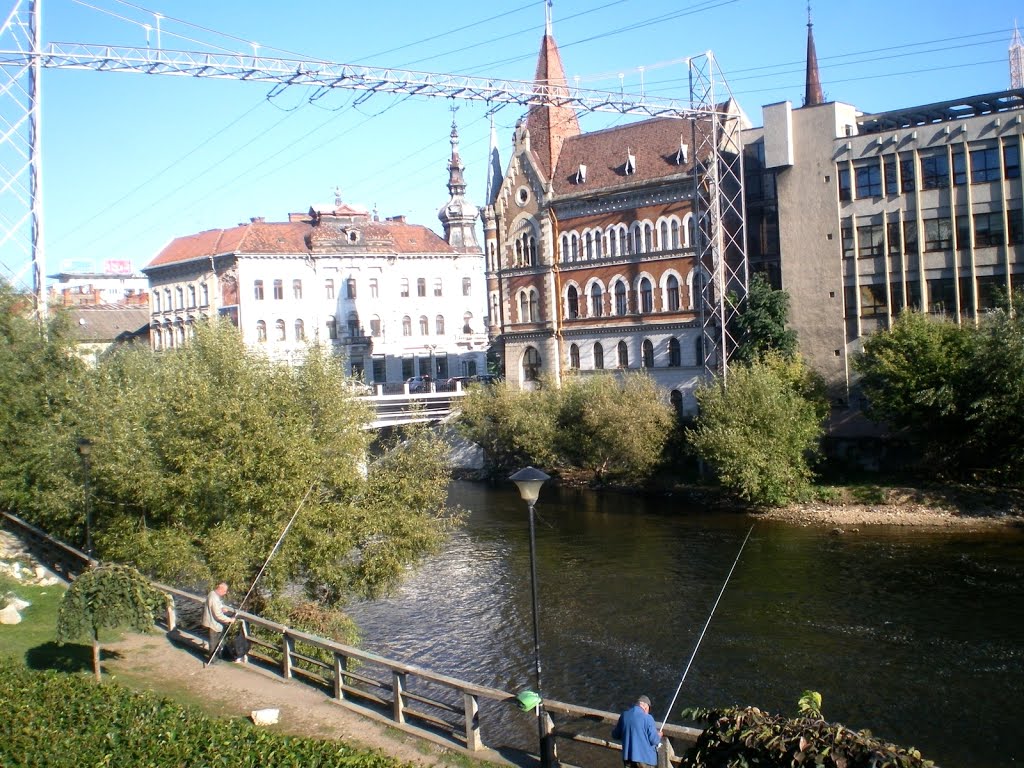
[56,564,168,681]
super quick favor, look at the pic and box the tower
[1011,21,1024,89]
[437,118,480,253]
[804,4,824,106]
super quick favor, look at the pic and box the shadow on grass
[24,641,123,673]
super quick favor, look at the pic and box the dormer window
[575,164,588,184]
[624,151,636,176]
[676,140,689,165]
[348,231,359,243]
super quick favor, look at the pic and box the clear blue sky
[17,0,1023,281]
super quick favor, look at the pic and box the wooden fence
[2,510,701,766]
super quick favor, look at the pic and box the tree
[56,564,168,681]
[687,354,825,505]
[731,273,798,364]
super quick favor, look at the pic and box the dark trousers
[207,628,223,660]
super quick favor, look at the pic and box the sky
[2,0,1021,285]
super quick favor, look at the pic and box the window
[175,287,183,309]
[633,225,643,254]
[561,234,570,262]
[325,279,335,300]
[860,284,887,317]
[434,278,443,297]
[417,278,426,297]
[899,153,916,192]
[969,147,1000,183]
[590,284,604,317]
[523,346,541,381]
[617,341,629,368]
[887,221,903,256]
[254,280,264,301]
[956,214,971,251]
[463,312,474,333]
[163,288,171,310]
[400,278,409,298]
[668,337,681,367]
[1004,142,1021,179]
[594,342,604,370]
[856,223,884,258]
[529,290,539,322]
[569,344,580,369]
[642,339,654,368]
[924,218,953,251]
[275,319,286,341]
[884,157,898,195]
[854,161,882,198]
[1010,212,1024,244]
[293,279,303,300]
[419,315,429,335]
[666,275,680,311]
[402,316,412,336]
[639,278,653,313]
[566,286,579,319]
[593,229,603,258]
[838,167,851,201]
[952,148,967,185]
[200,284,208,306]
[920,151,949,190]
[370,316,381,336]
[671,219,681,249]
[584,231,593,260]
[348,312,360,337]
[345,278,356,299]
[294,319,305,341]
[974,212,1005,248]
[614,281,627,315]
[154,292,161,312]
[903,221,919,253]
[435,315,445,335]
[326,315,337,340]
[659,221,669,250]
[644,223,654,252]
[256,320,267,342]
[462,277,472,296]
[370,278,379,298]
[188,285,196,308]
[519,291,530,322]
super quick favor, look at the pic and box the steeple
[1011,20,1024,89]
[438,117,480,253]
[523,24,580,179]
[804,3,824,107]
[484,114,503,206]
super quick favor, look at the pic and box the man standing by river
[202,582,232,662]
[612,694,662,768]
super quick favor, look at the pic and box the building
[484,24,744,412]
[142,123,488,385]
[48,265,148,307]
[66,304,150,364]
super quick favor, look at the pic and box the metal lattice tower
[1011,22,1024,90]
[690,51,748,382]
[0,0,748,381]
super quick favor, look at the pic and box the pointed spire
[524,27,580,179]
[1011,20,1024,89]
[485,114,503,206]
[446,113,466,197]
[438,116,480,253]
[804,3,824,107]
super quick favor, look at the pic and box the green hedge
[0,659,414,767]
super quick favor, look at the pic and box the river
[345,480,1024,768]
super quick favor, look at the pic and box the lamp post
[76,437,94,559]
[425,343,437,390]
[509,466,554,768]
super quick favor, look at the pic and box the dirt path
[102,630,512,767]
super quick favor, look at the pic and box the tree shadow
[24,641,123,673]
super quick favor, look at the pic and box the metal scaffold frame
[0,0,748,380]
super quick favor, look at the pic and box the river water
[346,481,1024,768]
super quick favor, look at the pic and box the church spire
[438,114,480,253]
[523,21,580,179]
[485,114,503,206]
[804,3,824,107]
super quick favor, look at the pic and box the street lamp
[76,437,94,559]
[509,466,554,768]
[425,343,437,390]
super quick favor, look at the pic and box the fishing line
[658,524,754,729]
[205,477,319,667]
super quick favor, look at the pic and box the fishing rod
[205,477,319,668]
[658,524,755,730]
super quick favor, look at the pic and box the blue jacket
[612,704,660,766]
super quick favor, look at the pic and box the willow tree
[67,321,454,627]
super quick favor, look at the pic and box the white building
[142,123,488,385]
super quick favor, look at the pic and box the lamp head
[509,466,549,505]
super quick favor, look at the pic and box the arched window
[695,334,706,365]
[515,238,524,266]
[594,342,605,369]
[668,337,681,367]
[519,291,530,322]
[567,285,579,319]
[176,322,185,345]
[275,319,286,341]
[523,346,541,381]
[188,285,196,308]
[671,219,681,249]
[348,312,360,337]
[620,228,631,255]
[667,275,680,311]
[561,234,570,262]
[644,223,654,253]
[642,339,654,368]
[609,230,618,257]
[175,287,184,309]
[435,314,445,335]
[584,231,593,260]
[614,280,627,315]
[152,326,162,349]
[617,341,629,368]
[529,289,539,322]
[200,283,209,306]
[687,215,696,247]
[593,228,603,258]
[370,315,381,336]
[154,292,161,312]
[417,278,426,297]
[569,343,580,369]
[326,315,337,340]
[528,234,538,265]
[419,315,429,335]
[590,284,604,317]
[639,278,653,313]
[256,320,267,343]
[463,312,474,333]
[402,316,412,336]
[294,319,305,341]
[633,225,643,254]
[659,221,669,251]
[571,233,579,262]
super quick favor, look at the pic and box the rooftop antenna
[544,0,552,36]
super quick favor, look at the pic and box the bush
[0,658,415,767]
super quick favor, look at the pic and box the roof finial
[544,0,552,36]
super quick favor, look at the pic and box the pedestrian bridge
[357,383,468,429]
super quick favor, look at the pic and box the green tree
[687,354,825,505]
[56,564,168,681]
[731,272,798,364]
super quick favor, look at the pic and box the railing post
[239,619,249,663]
[541,710,558,767]
[464,692,482,751]
[658,735,675,768]
[392,671,407,724]
[282,633,293,679]
[164,594,176,631]
[333,653,348,700]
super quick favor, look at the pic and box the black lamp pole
[76,437,94,559]
[510,466,553,768]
